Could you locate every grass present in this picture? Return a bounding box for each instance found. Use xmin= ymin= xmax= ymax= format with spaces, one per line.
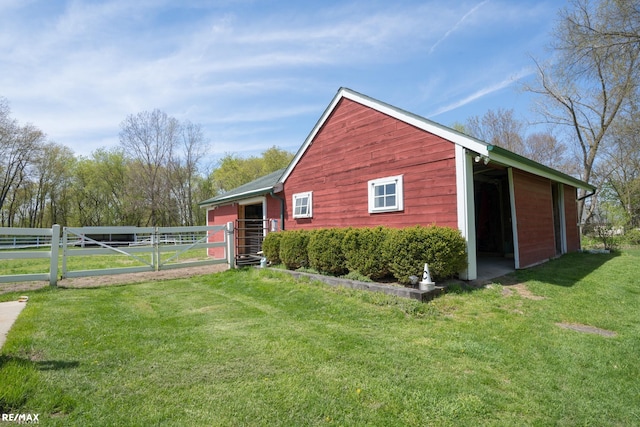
xmin=1 ymin=250 xmax=639 ymax=426
xmin=0 ymin=247 xmax=210 ymax=277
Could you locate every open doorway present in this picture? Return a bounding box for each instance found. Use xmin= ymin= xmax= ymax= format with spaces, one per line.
xmin=473 ymin=162 xmax=515 ymax=278
xmin=236 ymin=202 xmax=266 ymax=265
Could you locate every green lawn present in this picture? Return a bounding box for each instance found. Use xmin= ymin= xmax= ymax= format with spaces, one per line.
xmin=1 ymin=250 xmax=639 ymax=426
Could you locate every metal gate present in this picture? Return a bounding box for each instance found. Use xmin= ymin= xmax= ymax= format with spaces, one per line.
xmin=62 ymin=225 xmax=233 ymax=279
xmin=0 ymin=224 xmax=235 ymax=286
xmin=235 ymin=219 xmax=267 ymax=266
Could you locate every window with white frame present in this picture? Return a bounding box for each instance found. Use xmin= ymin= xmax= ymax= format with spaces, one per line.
xmin=292 ymin=191 xmax=313 ymax=218
xmin=368 ymin=175 xmax=403 ymax=213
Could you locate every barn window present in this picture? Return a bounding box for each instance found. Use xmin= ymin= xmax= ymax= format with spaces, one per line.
xmin=368 ymin=175 xmax=403 ymax=213
xmin=293 ymin=191 xmax=313 ymax=218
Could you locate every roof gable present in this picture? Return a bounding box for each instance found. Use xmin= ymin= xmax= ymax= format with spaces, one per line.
xmin=279 ymin=87 xmax=491 ymax=183
xmin=279 ymin=87 xmax=594 ymax=191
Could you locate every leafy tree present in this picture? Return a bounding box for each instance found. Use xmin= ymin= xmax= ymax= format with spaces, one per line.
xmin=72 ymin=148 xmax=134 ymax=226
xmin=595 ymin=103 xmax=640 ymax=227
xmin=30 ymin=142 xmax=76 ymax=227
xmin=211 ymin=146 xmax=293 ymax=193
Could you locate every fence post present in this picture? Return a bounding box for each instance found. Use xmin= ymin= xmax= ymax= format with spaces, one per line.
xmin=49 ymin=224 xmax=60 ymax=286
xmin=61 ymin=227 xmax=68 ymax=279
xmin=226 ymin=221 xmax=235 ymax=269
xmin=153 ymin=227 xmax=159 ymax=272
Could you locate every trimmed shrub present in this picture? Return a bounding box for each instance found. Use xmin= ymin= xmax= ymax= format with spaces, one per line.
xmin=279 ymin=229 xmax=311 ymax=270
xmin=342 ymin=226 xmax=392 ymax=280
xmin=382 ymin=225 xmax=467 ymax=284
xmin=308 ymin=228 xmax=349 ymax=275
xmin=261 ymin=232 xmax=283 ymax=264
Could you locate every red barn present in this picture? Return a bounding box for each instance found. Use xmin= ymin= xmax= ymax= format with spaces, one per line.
xmin=200 ymin=88 xmax=595 ymax=279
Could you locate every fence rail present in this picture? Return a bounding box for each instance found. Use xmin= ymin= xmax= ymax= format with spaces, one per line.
xmin=0 ymin=225 xmax=60 ymax=285
xmin=0 ymin=224 xmax=235 ymax=286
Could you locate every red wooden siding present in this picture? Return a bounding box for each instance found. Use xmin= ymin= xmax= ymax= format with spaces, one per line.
xmin=512 ymin=170 xmax=556 ymax=268
xmin=282 ymin=98 xmax=458 ymax=230
xmin=563 ymin=184 xmax=580 ymax=252
xmin=207 ymin=204 xmax=236 ymax=258
xmin=265 ymin=196 xmax=282 ymax=228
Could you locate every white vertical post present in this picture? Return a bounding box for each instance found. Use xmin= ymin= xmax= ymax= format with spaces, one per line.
xmin=226 ymin=221 xmax=235 ymax=269
xmin=153 ymin=227 xmax=159 ymax=271
xmin=61 ymin=227 xmax=68 ymax=279
xmin=455 ymin=145 xmax=477 ymax=280
xmin=49 ymin=224 xmax=60 ymax=286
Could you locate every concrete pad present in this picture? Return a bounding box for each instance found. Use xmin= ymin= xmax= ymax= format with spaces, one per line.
xmin=0 ymin=300 xmax=27 ymax=350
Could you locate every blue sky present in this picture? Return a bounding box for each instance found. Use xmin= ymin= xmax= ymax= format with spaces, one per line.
xmin=0 ymin=0 xmax=565 ymax=165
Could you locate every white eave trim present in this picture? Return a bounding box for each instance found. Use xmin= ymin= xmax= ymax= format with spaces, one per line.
xmin=200 ymin=186 xmax=273 ymax=207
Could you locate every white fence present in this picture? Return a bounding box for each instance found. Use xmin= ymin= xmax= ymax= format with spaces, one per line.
xmin=0 ymin=223 xmax=235 ymax=286
xmin=0 ymin=225 xmax=61 ymax=285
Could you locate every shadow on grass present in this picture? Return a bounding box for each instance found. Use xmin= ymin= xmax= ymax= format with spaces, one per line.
xmin=508 ymin=251 xmax=621 ymax=288
xmin=0 ymin=355 xmax=80 ymax=371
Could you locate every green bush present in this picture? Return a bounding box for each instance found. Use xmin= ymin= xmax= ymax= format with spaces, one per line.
xmin=623 ymin=228 xmax=640 ymax=246
xmin=279 ymin=230 xmax=311 ymax=270
xmin=277 ymin=225 xmax=468 ymax=286
xmin=382 ymin=225 xmax=467 ymax=284
xmin=261 ymin=232 xmax=283 ymax=264
xmin=308 ymin=228 xmax=349 ymax=275
xmin=342 ymin=226 xmax=392 ymax=280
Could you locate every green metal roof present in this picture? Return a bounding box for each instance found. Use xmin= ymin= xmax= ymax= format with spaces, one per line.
xmin=487 ymin=145 xmax=596 ymax=191
xmin=199 ymin=168 xmax=285 ymax=207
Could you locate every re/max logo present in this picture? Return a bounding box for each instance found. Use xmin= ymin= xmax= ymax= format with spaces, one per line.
xmin=1 ymin=413 xmax=39 ymax=423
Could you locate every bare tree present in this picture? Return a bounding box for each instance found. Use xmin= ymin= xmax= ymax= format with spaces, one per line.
xmin=525 ymin=0 xmax=640 ymax=223
xmin=463 ymin=109 xmax=569 ymax=170
xmin=119 ymin=109 xmax=179 ymax=226
xmin=0 ymin=98 xmax=46 ymax=224
xmin=563 ymin=0 xmax=639 ymax=59
xmin=465 ymin=108 xmax=526 ymax=155
xmin=169 ymin=121 xmax=208 ymax=226
xmin=523 ymin=132 xmax=569 ymax=172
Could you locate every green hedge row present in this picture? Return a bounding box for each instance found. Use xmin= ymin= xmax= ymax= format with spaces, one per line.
xmin=262 ymin=225 xmax=468 ymax=285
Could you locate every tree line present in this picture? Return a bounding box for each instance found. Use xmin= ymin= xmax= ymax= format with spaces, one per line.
xmin=0 ymin=102 xmax=293 ymax=228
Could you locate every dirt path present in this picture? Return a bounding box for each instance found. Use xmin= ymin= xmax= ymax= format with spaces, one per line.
xmin=0 ymin=264 xmax=229 ymax=294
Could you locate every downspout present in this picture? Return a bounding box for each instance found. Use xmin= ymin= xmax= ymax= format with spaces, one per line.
xmin=578 ymin=189 xmax=596 ymax=201
xmin=577 ymin=188 xmax=596 ymax=238
xmin=269 ymin=188 xmax=286 ymax=231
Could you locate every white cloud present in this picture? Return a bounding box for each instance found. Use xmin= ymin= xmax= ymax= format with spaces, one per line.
xmin=428 ymin=67 xmax=536 ymax=118
xmin=0 ymin=0 xmax=560 ymax=158
xmin=429 ymin=0 xmax=489 ymax=54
